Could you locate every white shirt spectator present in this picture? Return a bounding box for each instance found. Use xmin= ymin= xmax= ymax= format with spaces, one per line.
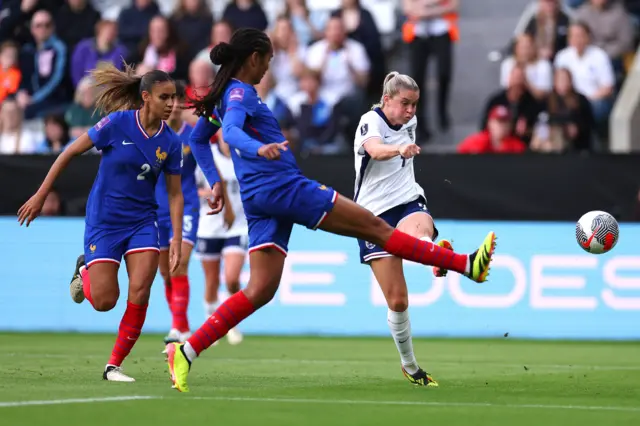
xmin=305 ymin=38 xmax=370 ymax=105
xmin=500 ymin=57 xmax=553 ymax=93
xmin=0 ymin=130 xmax=41 ymax=154
xmin=554 ymin=45 xmax=614 ymax=99
xmin=271 ymin=46 xmax=306 ymax=101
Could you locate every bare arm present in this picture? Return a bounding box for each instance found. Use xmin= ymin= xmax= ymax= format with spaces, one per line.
xmin=363 ymin=138 xmax=420 ymax=161
xmin=34 ymin=133 xmax=94 ymax=198
xmin=17 ymin=133 xmax=94 ymax=225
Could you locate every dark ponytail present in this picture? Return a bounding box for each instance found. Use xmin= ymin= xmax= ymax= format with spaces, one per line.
xmin=190 ymin=28 xmax=272 ymax=117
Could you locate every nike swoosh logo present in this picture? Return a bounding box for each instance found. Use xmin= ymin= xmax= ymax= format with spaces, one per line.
xmin=581 ymin=225 xmax=600 ymax=249
xmin=398 ymin=338 xmax=409 ymax=344
xmin=122 ymin=141 xmax=135 ymax=145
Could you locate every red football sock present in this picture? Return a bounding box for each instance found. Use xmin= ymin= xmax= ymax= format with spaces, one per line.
xmin=164 ymin=280 xmax=172 ymax=309
xmin=187 ymin=290 xmax=255 ymax=356
xmin=107 ymin=301 xmax=148 ymax=366
xmin=383 ymin=229 xmax=468 ymax=274
xmin=81 ymin=267 xmax=95 ymax=308
xmin=170 ymin=275 xmax=190 ymax=332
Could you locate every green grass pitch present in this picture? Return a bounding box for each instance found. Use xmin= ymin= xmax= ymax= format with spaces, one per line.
xmin=0 ymin=333 xmax=639 ymax=426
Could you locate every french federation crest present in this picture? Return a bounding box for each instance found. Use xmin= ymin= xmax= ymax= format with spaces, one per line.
xmin=360 ymin=123 xmax=368 ymax=136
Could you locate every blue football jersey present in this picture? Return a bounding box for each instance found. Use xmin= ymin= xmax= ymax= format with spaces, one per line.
xmin=217 ymin=79 xmax=301 ymax=199
xmin=155 ymin=122 xmax=198 ymax=225
xmin=86 ymin=110 xmax=183 ymax=229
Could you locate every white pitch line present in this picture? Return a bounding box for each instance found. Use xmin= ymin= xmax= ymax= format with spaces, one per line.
xmin=186 ymin=396 xmax=640 ymax=413
xmin=0 ymin=396 xmax=157 ymax=408
xmin=1 ymin=395 xmax=638 ymax=413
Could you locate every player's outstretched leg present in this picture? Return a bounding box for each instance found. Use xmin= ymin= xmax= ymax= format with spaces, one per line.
xmin=321 ymin=195 xmax=496 ymax=283
xmin=167 ymin=248 xmax=284 ymax=392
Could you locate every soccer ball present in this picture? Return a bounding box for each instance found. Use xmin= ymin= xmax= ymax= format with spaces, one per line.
xmin=575 ymin=211 xmax=619 ymax=254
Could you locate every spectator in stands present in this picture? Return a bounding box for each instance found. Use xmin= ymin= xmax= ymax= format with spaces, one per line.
xmin=305 ymin=15 xmax=370 ymax=138
xmin=458 ymin=105 xmax=527 ymax=154
xmin=195 ymin=19 xmax=233 ymax=73
xmin=185 ymin=58 xmax=214 ymax=124
xmin=517 ymin=0 xmax=572 ymax=60
xmin=554 ymin=22 xmax=615 ymax=125
xmin=270 ymin=16 xmax=305 ymax=105
xmin=481 ymin=65 xmax=542 ymax=144
xmin=17 ymin=9 xmax=68 ymax=119
xmin=70 ymin=20 xmax=127 ymax=88
xmin=331 ymin=0 xmax=385 ymax=102
xmin=402 ymin=0 xmax=458 ymax=139
xmin=171 ymin=0 xmax=214 ymax=63
xmin=284 ymin=0 xmax=326 ymax=47
xmin=0 ymin=97 xmax=42 ymax=153
xmin=136 ymin=15 xmax=189 ymax=80
xmin=255 ymin=67 xmax=290 ymax=124
xmin=223 ymin=0 xmax=268 ymax=32
xmin=65 ymin=76 xmax=99 ymax=139
xmin=117 ymin=0 xmax=160 ymax=56
xmin=35 ymin=113 xmax=71 ymax=153
xmin=530 ymin=67 xmax=594 ymax=152
xmin=55 ymin=0 xmax=100 ymax=52
xmin=575 ymin=0 xmax=634 ymax=74
xmin=283 ymin=67 xmax=343 ymax=155
xmin=500 ymin=33 xmax=553 ymax=100
xmin=0 ymin=0 xmax=57 ymax=45
xmin=0 ymin=41 xmax=22 ymax=103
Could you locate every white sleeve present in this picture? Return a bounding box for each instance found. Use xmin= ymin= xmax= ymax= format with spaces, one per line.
xmin=354 ymin=115 xmax=383 ymax=156
xmin=554 ymin=49 xmax=568 ymax=69
xmin=595 ymin=49 xmax=615 ymax=88
xmin=305 ymin=42 xmax=324 ymax=70
xmin=537 ymin=60 xmax=553 ymax=92
xmin=499 ymin=57 xmax=513 ymax=88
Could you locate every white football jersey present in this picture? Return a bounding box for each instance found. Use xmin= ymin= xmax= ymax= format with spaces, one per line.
xmin=353 ymin=110 xmax=425 ymax=216
xmin=196 ymin=145 xmax=248 ymax=239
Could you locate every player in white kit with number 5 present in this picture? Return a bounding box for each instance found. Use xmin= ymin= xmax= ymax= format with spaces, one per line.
xmin=354 ymin=71 xmax=453 ymax=387
xmin=195 ymin=137 xmax=247 ymax=345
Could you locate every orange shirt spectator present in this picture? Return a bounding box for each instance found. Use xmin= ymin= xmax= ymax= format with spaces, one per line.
xmin=0 ymin=41 xmax=21 ymax=103
xmin=458 ymin=106 xmax=527 ymax=154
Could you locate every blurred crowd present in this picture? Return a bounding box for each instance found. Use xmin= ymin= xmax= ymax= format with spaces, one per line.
xmin=459 ymin=0 xmax=639 ymax=154
xmin=0 ymin=0 xmax=638 ymax=157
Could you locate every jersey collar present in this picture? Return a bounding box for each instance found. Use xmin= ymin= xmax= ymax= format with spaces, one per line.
xmin=374 ymin=107 xmax=403 ymax=131
xmin=135 ymin=110 xmax=165 ymax=139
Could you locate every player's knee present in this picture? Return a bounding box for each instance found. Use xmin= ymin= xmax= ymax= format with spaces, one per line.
xmin=171 ymin=261 xmax=189 ymax=277
xmin=94 ymin=295 xmax=118 ymax=312
xmin=387 ymin=295 xmax=408 ymax=313
xmin=129 ymin=284 xmax=152 ymax=305
xmin=225 ymin=276 xmax=241 ymax=294
xmin=244 ymin=279 xmax=278 ymax=308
